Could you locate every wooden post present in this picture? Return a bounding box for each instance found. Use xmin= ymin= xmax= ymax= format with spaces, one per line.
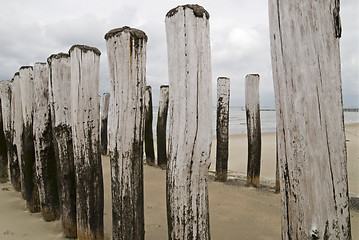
xmin=144 ymin=86 xmax=155 ymax=166
xmin=48 ymin=53 xmax=77 ymax=237
xmin=215 ymin=77 xmax=230 ymax=182
xmin=10 ymin=73 xmax=22 ymax=192
xmin=245 ymin=74 xmax=261 ymax=187
xmin=33 ymin=62 xmax=60 ymax=221
xmin=105 ymin=26 xmax=147 ymax=240
xmin=69 ymin=45 xmax=104 ymax=240
xmin=275 ymin=131 xmax=280 ymax=193
xmin=156 ymin=85 xmax=169 ymax=169
xmin=166 ymin=5 xmax=212 ymax=239
xmin=0 ymin=97 xmax=8 ymax=183
xmin=100 ymin=93 xmax=110 ymax=155
xmin=1 ymin=81 xmax=20 ymax=190
xmin=269 ymin=0 xmax=351 ymax=238
xmin=19 ymin=66 xmax=40 ymax=213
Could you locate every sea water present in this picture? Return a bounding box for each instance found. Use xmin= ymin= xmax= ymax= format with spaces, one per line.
xmin=151 ymin=106 xmax=359 ymax=136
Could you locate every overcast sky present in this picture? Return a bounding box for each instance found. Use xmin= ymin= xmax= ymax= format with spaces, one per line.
xmin=0 ymin=0 xmax=358 ymax=107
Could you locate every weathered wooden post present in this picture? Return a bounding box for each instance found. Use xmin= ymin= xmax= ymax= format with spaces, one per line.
xmin=69 ymin=45 xmax=104 ymax=240
xmin=33 ymin=62 xmax=60 ymax=221
xmin=245 ymin=74 xmax=261 ymax=187
xmin=144 ymin=86 xmax=155 ymax=166
xmin=10 ymin=73 xmax=22 ymax=192
xmin=156 ymin=85 xmax=169 ymax=169
xmin=19 ymin=66 xmax=40 ymax=213
xmin=216 ymin=77 xmax=230 ymax=182
xmin=269 ymin=0 xmax=351 ymax=238
xmin=100 ymin=93 xmax=110 ymax=155
xmin=0 ymin=98 xmax=8 ymax=183
xmin=48 ymin=53 xmax=77 ymax=237
xmin=275 ymin=132 xmax=280 ymax=193
xmin=166 ymin=5 xmax=212 ymax=239
xmin=105 ymin=26 xmax=147 ymax=240
xmin=1 ymin=81 xmax=20 ymax=190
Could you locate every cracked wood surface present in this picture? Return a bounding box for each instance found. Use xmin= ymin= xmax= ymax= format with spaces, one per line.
xmin=268 ymin=0 xmax=351 ymax=239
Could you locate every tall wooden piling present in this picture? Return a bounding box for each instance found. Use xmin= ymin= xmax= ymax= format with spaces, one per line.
xmin=245 ymin=74 xmax=261 ymax=187
xmin=100 ymin=93 xmax=110 ymax=155
xmin=0 ymin=98 xmax=8 ymax=183
xmin=166 ymin=5 xmax=212 ymax=239
xmin=216 ymin=77 xmax=230 ymax=182
xmin=105 ymin=26 xmax=147 ymax=240
xmin=69 ymin=45 xmax=104 ymax=240
xmin=156 ymin=85 xmax=169 ymax=168
xmin=33 ymin=62 xmax=60 ymax=221
xmin=144 ymin=86 xmax=155 ymax=166
xmin=19 ymin=66 xmax=40 ymax=213
xmin=0 ymin=81 xmax=12 ymax=183
xmin=269 ymin=0 xmax=351 ymax=238
xmin=48 ymin=53 xmax=77 ymax=237
xmin=10 ymin=73 xmax=22 ymax=192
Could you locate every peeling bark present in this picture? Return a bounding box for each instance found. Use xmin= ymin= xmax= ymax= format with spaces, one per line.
xmin=165 ymin=5 xmax=212 ymax=239
xmin=100 ymin=93 xmax=110 ymax=155
xmin=69 ymin=45 xmax=104 ymax=240
xmin=33 ymin=62 xmax=60 ymax=221
xmin=156 ymin=85 xmax=169 ymax=169
xmin=145 ymin=86 xmax=155 ymax=166
xmin=48 ymin=53 xmax=77 ymax=237
xmin=19 ymin=66 xmax=40 ymax=213
xmin=245 ymin=74 xmax=261 ymax=187
xmin=268 ymin=0 xmax=351 ymax=238
xmin=105 ymin=26 xmax=147 ymax=240
xmin=216 ymin=77 xmax=230 ymax=182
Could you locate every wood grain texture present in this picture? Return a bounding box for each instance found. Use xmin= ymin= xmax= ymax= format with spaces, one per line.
xmin=245 ymin=74 xmax=261 ymax=187
xmin=48 ymin=53 xmax=77 ymax=238
xmin=69 ymin=45 xmax=104 ymax=240
xmin=156 ymin=85 xmax=169 ymax=168
xmin=100 ymin=93 xmax=110 ymax=155
xmin=165 ymin=5 xmax=212 ymax=239
xmin=19 ymin=66 xmax=40 ymax=213
xmin=10 ymin=73 xmax=22 ymax=192
xmin=33 ymin=62 xmax=60 ymax=221
xmin=105 ymin=26 xmax=147 ymax=240
xmin=268 ymin=0 xmax=351 ymax=238
xmin=216 ymin=77 xmax=230 ymax=182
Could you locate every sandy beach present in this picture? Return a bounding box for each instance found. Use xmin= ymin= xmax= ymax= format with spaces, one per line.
xmin=0 ymin=124 xmax=358 ymax=239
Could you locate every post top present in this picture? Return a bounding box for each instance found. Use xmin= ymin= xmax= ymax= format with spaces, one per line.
xmin=218 ymin=77 xmax=230 ymax=81
xmin=104 ymin=26 xmax=148 ymax=42
xmin=246 ymin=74 xmax=260 ymax=78
xmin=47 ymin=52 xmax=70 ymax=63
xmin=166 ymin=4 xmax=209 ymax=19
xmin=160 ymin=85 xmax=169 ymax=88
xmin=14 ymin=72 xmax=20 ymax=77
xmin=19 ymin=66 xmax=33 ymax=70
xmin=146 ymin=86 xmax=152 ymax=90
xmin=69 ymin=44 xmax=101 ymax=56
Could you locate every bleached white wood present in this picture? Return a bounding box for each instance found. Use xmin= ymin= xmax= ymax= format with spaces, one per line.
xmin=156 ymin=85 xmax=169 ymax=168
xmin=33 ymin=62 xmax=60 ymax=221
xmin=47 ymin=52 xmax=77 ymax=238
xmin=216 ymin=77 xmax=230 ymax=182
xmin=268 ymin=0 xmax=351 ymax=238
xmin=19 ymin=66 xmax=40 ymax=213
xmin=105 ymin=26 xmax=147 ymax=240
xmin=245 ymin=74 xmax=261 ymax=187
xmin=0 ymin=81 xmax=12 ymax=183
xmin=69 ymin=45 xmax=103 ymax=240
xmin=11 ymin=73 xmax=23 ymax=192
xmin=165 ymin=4 xmax=212 ymax=239
xmin=100 ymin=92 xmax=110 ymax=155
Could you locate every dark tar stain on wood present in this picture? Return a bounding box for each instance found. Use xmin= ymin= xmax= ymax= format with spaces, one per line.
xmin=69 ymin=45 xmax=101 ymax=56
xmin=166 ymin=4 xmax=210 ymax=19
xmin=104 ymin=26 xmax=148 ymax=42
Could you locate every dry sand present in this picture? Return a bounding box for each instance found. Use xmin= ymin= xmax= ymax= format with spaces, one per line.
xmin=0 ymin=124 xmax=358 ymax=239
